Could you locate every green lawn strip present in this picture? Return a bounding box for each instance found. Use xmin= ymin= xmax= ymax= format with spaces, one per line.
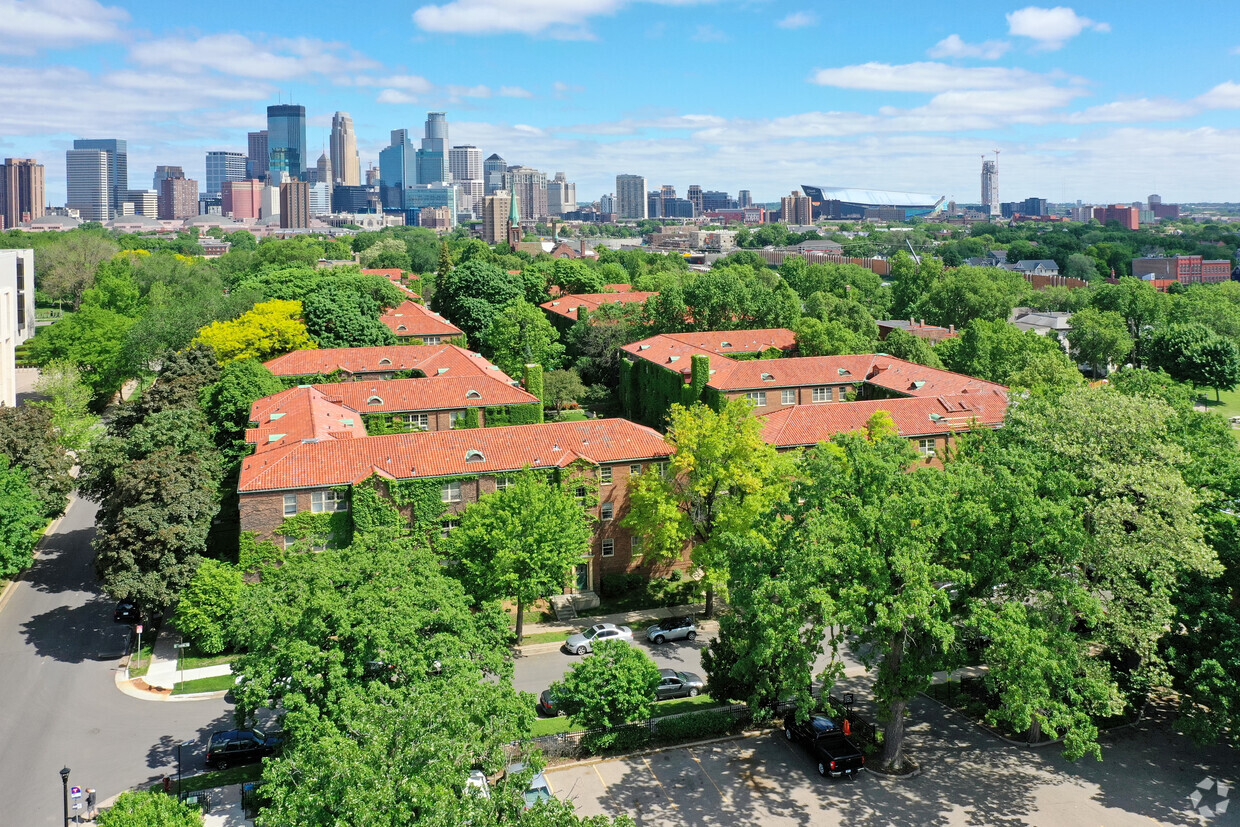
xmin=520 ymin=630 xmax=571 ymax=646
xmin=179 ymin=651 xmax=237 ymax=670
xmin=1196 ymin=389 xmax=1240 ymax=443
xmin=128 ymin=628 xmax=160 ymax=679
xmin=173 ymin=674 xmax=236 ymax=695
xmin=530 ymin=695 xmax=723 ymax=737
xmin=555 ymin=410 xmax=588 ymax=422
xmin=151 ymin=763 xmax=263 ymax=795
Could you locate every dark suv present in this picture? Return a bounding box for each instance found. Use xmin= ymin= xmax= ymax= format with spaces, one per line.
xmin=205 ymin=728 xmax=282 ymax=769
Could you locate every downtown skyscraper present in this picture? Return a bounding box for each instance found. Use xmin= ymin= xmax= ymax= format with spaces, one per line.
xmin=267 ymin=104 xmax=307 ymax=181
xmin=0 ymin=159 xmax=44 ymax=229
xmin=65 ymin=148 xmax=110 ymax=222
xmin=417 ymin=111 xmax=448 ymax=185
xmin=330 ymin=112 xmax=361 ymax=186
xmin=71 ymin=138 xmax=127 ymax=218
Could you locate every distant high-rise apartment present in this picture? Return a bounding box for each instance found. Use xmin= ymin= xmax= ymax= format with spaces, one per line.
xmin=159 ymin=175 xmax=198 ymax=220
xmin=483 ymin=153 xmax=506 ymax=195
xmin=379 ymin=129 xmax=417 ymax=210
xmin=73 ymin=139 xmax=127 ymax=217
xmin=702 ymin=190 xmax=735 ymax=212
xmin=548 ymin=172 xmax=576 ymax=217
xmin=0 ymin=159 xmax=45 ymax=229
xmin=153 ymin=165 xmax=182 ymax=191
xmin=687 ymin=184 xmax=703 ymax=216
xmin=616 ymin=174 xmax=648 ymax=220
xmin=449 ymin=145 xmax=482 ymax=183
xmin=65 ymin=149 xmax=110 ymax=222
xmin=981 ymin=158 xmax=999 ymax=216
xmin=647 ymin=191 xmax=663 ymax=219
xmin=267 ymin=104 xmax=307 ymax=181
xmin=222 ymin=180 xmax=262 ymax=220
xmin=780 ymin=191 xmax=812 ymax=225
xmin=280 ymin=180 xmax=310 ymax=228
xmin=330 ymin=112 xmax=361 ymax=186
xmin=502 ymin=166 xmax=548 ymax=222
xmin=308 ymin=182 xmax=332 ymax=216
xmin=738 ymin=190 xmax=753 ymax=208
xmin=599 ymin=193 xmax=617 ymax=215
xmin=126 ymin=190 xmax=158 ymax=218
xmin=247 ymin=130 xmax=269 ymax=180
xmin=482 ymin=192 xmax=512 ymax=244
xmin=205 ymin=151 xmax=246 ymax=198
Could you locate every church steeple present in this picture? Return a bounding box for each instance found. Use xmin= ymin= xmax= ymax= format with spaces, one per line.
xmin=507 ymin=191 xmax=522 ymax=247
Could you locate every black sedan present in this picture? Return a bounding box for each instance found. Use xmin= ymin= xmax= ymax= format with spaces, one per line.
xmin=205 ymin=728 xmax=283 ymax=769
xmin=113 ymin=601 xmax=140 ymax=625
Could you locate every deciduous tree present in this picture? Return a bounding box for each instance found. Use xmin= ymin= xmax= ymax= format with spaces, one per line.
xmin=552 ymin=639 xmax=661 ymax=734
xmin=192 ymin=299 xmax=316 ymax=364
xmin=1066 ymin=306 xmax=1133 ymax=376
xmin=0 ymin=455 xmax=47 ymax=579
xmin=480 ymin=299 xmax=566 ymax=377
xmin=432 ymin=259 xmax=524 ymax=343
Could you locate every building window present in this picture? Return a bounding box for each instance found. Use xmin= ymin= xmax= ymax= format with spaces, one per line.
xmin=465 ymin=450 xmax=485 ymax=463
xmin=658 ymin=461 xmax=669 ymax=477
xmin=440 ymin=519 xmax=460 ymax=538
xmin=746 ymin=391 xmax=767 ymax=407
xmin=781 ymin=390 xmax=796 ymax=405
xmin=424 ymin=336 xmax=440 ymax=345
xmin=918 ymin=438 xmax=936 ymax=457
xmin=812 ymin=387 xmax=831 ymax=403
xmin=311 ymin=489 xmax=347 ymax=513
xmin=600 ymin=466 xmax=613 ymax=485
xmin=629 ymin=463 xmax=641 ymax=476
xmin=601 ymin=538 xmax=615 ymax=557
xmin=367 ymin=396 xmax=384 ymax=406
xmin=601 ymin=503 xmax=614 ymax=521
xmin=449 ymin=410 xmax=466 ymax=427
xmin=441 ymin=481 xmax=462 ymax=503
xmin=574 ymin=485 xmax=586 ymax=500
xmin=404 ymin=413 xmax=429 ymax=430
xmin=495 ymin=475 xmax=513 ymax=491
xmin=466 ymin=390 xmax=481 ymax=399
xmin=283 ymin=493 xmax=297 ymax=517
xmin=280 ymin=535 xmax=294 ymax=550
xmin=631 ymin=536 xmax=642 ymax=555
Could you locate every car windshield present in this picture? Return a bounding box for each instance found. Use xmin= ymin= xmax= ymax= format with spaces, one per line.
xmin=583 ymin=627 xmax=601 ymax=639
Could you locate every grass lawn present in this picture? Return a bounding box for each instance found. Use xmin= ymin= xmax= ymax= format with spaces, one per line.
xmin=173 ymin=674 xmax=235 ymax=695
xmin=529 ymin=695 xmax=723 ymax=738
xmin=151 ymin=763 xmax=262 ymax=795
xmin=1196 ymin=388 xmax=1240 ymax=442
xmin=521 ymin=630 xmax=570 ymax=646
xmin=179 ymin=651 xmax=237 ymax=670
xmin=128 ymin=628 xmax=160 ymax=679
xmin=554 ymin=410 xmax=588 ymax=422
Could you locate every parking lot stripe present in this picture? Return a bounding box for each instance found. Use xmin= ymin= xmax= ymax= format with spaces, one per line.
xmin=592 ymin=764 xmax=609 ymax=792
xmin=641 ymin=756 xmax=678 ymax=809
xmin=688 ymin=749 xmax=725 ymax=798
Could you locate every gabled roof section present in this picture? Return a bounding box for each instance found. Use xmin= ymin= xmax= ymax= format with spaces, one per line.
xmin=263 ymin=344 xmax=511 ymax=382
xmin=621 ymin=329 xmax=798 ymax=379
xmin=238 ymin=419 xmax=673 ymax=493
xmin=759 ymin=392 xmax=1008 ymax=448
xmin=379 ymin=300 xmax=464 ymax=338
xmin=540 ymin=291 xmax=657 ymax=321
xmin=245 ymin=387 xmax=369 ymax=453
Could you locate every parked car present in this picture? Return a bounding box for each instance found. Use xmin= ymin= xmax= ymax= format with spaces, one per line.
xmin=563 ymin=623 xmax=633 ymax=655
xmin=655 ymin=669 xmax=705 ymax=701
xmin=205 ymin=728 xmax=283 ymax=769
xmin=646 ymin=616 xmax=698 ymax=645
xmin=537 ymin=689 xmax=562 ymax=717
xmin=782 ymin=713 xmax=865 ymax=778
xmin=505 ymin=762 xmax=552 ymax=809
xmin=113 ymin=600 xmax=140 ymax=625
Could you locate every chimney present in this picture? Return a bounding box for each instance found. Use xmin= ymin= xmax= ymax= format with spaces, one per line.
xmin=949 ymin=324 xmax=955 ymax=334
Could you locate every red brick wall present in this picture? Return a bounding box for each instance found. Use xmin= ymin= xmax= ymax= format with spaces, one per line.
xmin=723 ymin=385 xmax=852 ymax=416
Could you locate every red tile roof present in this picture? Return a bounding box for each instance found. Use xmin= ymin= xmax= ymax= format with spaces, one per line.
xmin=263 ymin=344 xmax=510 ymax=381
xmin=621 ymin=329 xmax=799 ymax=378
xmin=238 ymin=419 xmax=673 ymax=493
xmin=361 ymin=268 xmax=419 ymax=280
xmin=759 ymin=392 xmax=1008 ymax=448
xmin=380 ymin=300 xmax=464 ymax=338
xmin=540 ymin=291 xmax=657 ymax=321
xmin=245 ymin=387 xmax=369 ymax=454
xmin=711 ymin=355 xmax=1006 ymax=397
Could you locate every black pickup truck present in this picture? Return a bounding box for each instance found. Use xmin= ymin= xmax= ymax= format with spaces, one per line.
xmin=783 ymin=713 xmax=866 ymax=778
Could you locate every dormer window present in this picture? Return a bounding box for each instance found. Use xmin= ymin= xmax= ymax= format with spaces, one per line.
xmin=466 ymin=390 xmax=481 ymax=399
xmin=837 ymin=368 xmax=851 ymax=376
xmin=397 ymin=325 xmax=408 ymax=331
xmin=720 ymin=341 xmax=731 ymax=348
xmin=761 ymin=372 xmax=774 ymax=381
xmin=465 ymin=450 xmax=485 ymax=463
xmin=367 ymin=396 xmax=384 ymax=405
xmin=379 ymin=358 xmax=392 ymax=366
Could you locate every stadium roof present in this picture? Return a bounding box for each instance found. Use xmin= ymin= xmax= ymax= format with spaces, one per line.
xmin=801 ymin=186 xmax=943 ymax=208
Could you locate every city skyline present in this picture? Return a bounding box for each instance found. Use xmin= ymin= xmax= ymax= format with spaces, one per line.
xmin=2 ymin=1 xmax=1239 ymax=207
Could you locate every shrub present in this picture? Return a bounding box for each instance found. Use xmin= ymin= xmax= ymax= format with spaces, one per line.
xmin=654 ymin=709 xmax=740 ymax=743
xmin=583 ymin=726 xmax=651 ymax=755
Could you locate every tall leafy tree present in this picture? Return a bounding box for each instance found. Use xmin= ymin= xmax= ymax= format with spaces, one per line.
xmin=910 ymin=265 xmax=1028 ymax=330
xmin=432 ymin=259 xmax=524 ymax=343
xmin=302 ymin=281 xmax=397 ymax=348
xmin=446 ymin=471 xmax=593 ymax=642
xmin=877 ymin=328 xmax=944 ymax=369
xmin=36 ymin=232 xmax=119 ymax=310
xmin=192 ymin=299 xmax=316 ymax=364
xmin=201 ymin=358 xmax=285 ymax=461
xmin=623 ymin=400 xmax=793 ymax=616
xmin=1090 ymin=277 xmax=1171 ymax=367
xmin=0 ymin=455 xmax=47 ymax=579
xmin=0 ymin=405 xmax=74 ymax=518
xmin=552 ymin=640 xmax=662 ymax=734
xmin=480 ymin=299 xmax=566 ymax=378
xmin=26 ymin=306 xmax=136 ymax=402
xmin=32 ymin=360 xmax=99 ymax=453
xmin=1065 ymin=306 xmax=1133 ymax=376
xmin=95 ymin=791 xmax=202 ymax=827
xmin=936 ymin=319 xmax=1077 ymax=385
xmin=1149 ymin=323 xmax=1240 ymax=399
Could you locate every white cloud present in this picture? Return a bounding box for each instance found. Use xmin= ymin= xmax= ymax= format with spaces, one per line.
xmin=776 ymin=12 xmax=816 ymax=29
xmin=553 ymin=81 xmax=585 ymax=98
xmin=0 ymin=0 xmax=128 ymax=55
xmin=927 ymin=34 xmax=1010 ymax=60
xmin=1006 ymin=6 xmax=1109 ymax=50
xmin=448 ymin=84 xmax=492 ymax=98
xmin=413 ymin=0 xmax=623 ymax=38
xmin=377 ymin=89 xmax=420 ymax=105
xmin=129 ymin=33 xmax=379 ymax=81
xmin=499 ymin=86 xmax=534 ymax=98
xmin=808 ymin=61 xmax=1050 ymax=93
xmin=1197 ymin=81 xmax=1240 ymax=109
xmin=692 ymin=24 xmax=728 ymax=42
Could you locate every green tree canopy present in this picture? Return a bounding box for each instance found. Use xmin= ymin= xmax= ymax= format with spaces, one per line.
xmin=201 ymin=358 xmax=285 ymax=462
xmin=432 ymin=259 xmax=525 ymax=343
xmin=552 ymin=639 xmax=662 ymax=733
xmin=192 ymin=299 xmax=316 ymax=364
xmin=173 ymin=559 xmax=241 ymax=655
xmin=27 ymin=305 xmax=136 ymax=402
xmin=95 ymin=791 xmax=203 ymax=827
xmin=910 ymin=265 xmax=1028 ymax=330
xmin=936 ymin=319 xmax=1078 ymax=385
xmin=877 ymin=328 xmax=944 ymax=369
xmin=1065 ymin=306 xmax=1133 ymax=376
xmin=480 ymin=299 xmax=566 ymax=378
xmin=37 ymin=232 xmax=120 ymax=309
xmin=302 ymin=280 xmax=397 ymax=349
xmin=1149 ymin=322 xmax=1240 ymax=397
xmin=0 ymin=405 xmax=74 ymax=518
xmin=0 ymin=455 xmax=47 ymax=579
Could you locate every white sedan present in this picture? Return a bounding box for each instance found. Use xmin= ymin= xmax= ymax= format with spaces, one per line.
xmin=563 ymin=623 xmax=634 ymax=655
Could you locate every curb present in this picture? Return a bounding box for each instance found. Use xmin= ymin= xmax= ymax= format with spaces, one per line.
xmin=114 ymin=670 xmax=230 ymax=703
xmin=867 ymin=763 xmax=923 ymax=781
xmin=0 ymin=501 xmax=73 ymax=617
xmin=919 ymin=691 xmax=1065 ymax=749
xmin=515 ymin=641 xmax=568 ymax=656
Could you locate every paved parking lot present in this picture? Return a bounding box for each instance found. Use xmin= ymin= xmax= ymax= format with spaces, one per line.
xmin=544 ymin=696 xmax=1238 ymax=827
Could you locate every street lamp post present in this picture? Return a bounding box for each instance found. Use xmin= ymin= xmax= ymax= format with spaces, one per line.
xmin=59 ymin=767 xmax=70 ymax=827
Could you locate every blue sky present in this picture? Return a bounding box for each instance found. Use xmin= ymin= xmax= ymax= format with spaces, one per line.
xmin=4 ymin=0 xmax=1239 ymax=206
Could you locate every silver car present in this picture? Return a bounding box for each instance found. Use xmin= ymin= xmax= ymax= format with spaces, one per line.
xmin=563 ymin=623 xmax=633 ymax=655
xmin=645 ymin=616 xmax=698 ymax=645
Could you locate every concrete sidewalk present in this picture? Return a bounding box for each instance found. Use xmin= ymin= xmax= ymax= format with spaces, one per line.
xmin=140 ymin=629 xmax=235 ymax=690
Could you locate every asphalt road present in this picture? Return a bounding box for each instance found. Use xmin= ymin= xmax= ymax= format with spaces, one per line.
xmin=0 ymin=497 xmax=235 ymax=826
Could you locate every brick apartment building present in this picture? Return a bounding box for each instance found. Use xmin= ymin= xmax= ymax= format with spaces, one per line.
xmin=1131 ymin=255 xmax=1232 ymax=285
xmin=876 ymin=319 xmax=958 ymax=344
xmin=264 ymin=344 xmax=512 ymax=383
xmin=379 ymin=300 xmax=464 ymax=343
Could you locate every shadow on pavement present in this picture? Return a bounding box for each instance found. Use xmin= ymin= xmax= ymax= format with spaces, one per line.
xmin=26 ymin=526 xmax=99 ymax=595
xmin=20 ymin=594 xmax=119 ymax=663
